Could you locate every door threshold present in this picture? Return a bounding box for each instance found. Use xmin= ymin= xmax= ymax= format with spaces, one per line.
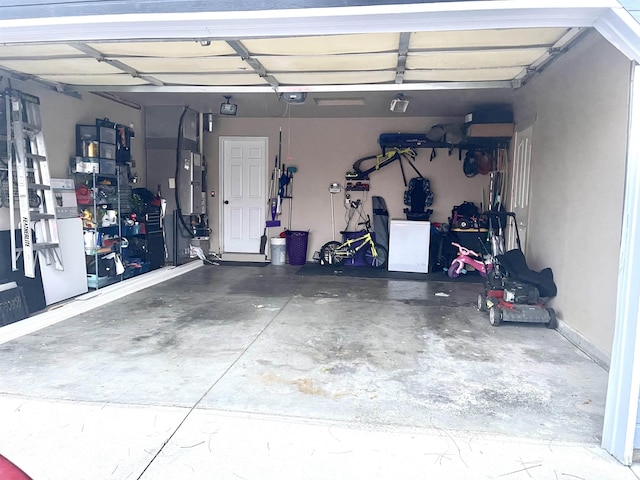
xmin=221 ymin=253 xmax=268 ymax=263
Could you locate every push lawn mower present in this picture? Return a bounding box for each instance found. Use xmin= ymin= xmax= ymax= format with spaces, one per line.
xmin=476 ymin=212 xmax=558 ymax=328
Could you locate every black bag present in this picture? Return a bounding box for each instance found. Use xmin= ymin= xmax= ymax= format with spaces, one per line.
xmin=86 ymin=255 xmax=117 ymax=277
xmin=450 ymin=201 xmax=480 ymax=229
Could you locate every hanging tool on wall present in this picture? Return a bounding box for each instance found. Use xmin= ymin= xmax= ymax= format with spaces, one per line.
xmin=266 ymin=128 xmax=282 ymax=227
xmin=346 ymin=147 xmax=423 ymax=187
xmin=286 ymin=166 xmax=296 ymax=230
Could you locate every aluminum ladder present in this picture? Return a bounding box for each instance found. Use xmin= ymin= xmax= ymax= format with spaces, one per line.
xmin=5 ymin=88 xmax=63 ymax=278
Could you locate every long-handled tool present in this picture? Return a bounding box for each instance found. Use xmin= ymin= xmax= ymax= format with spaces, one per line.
xmin=266 ymin=128 xmax=282 ymax=228
xmin=286 ymin=166 xmax=297 ymax=230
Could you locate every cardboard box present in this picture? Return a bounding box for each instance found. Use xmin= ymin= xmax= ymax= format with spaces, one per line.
xmin=466 ymin=123 xmax=514 ymax=138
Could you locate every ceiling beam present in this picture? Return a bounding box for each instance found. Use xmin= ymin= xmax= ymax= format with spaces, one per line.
xmin=91 ymin=91 xmax=142 ymax=109
xmin=226 ymin=40 xmax=279 ymax=89
xmin=0 ymin=66 xmax=82 ymax=99
xmin=512 ymin=27 xmax=586 ymax=86
xmin=75 ymin=80 xmax=514 ymax=94
xmin=69 ymin=42 xmax=165 ymax=86
xmin=395 ymin=32 xmax=410 ymax=84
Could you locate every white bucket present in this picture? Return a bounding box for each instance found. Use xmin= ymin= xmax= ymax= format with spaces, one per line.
xmin=270 ymin=237 xmax=287 ymax=265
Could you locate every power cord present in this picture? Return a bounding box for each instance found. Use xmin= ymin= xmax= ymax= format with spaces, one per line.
xmin=174 ymin=106 xmax=195 ymax=239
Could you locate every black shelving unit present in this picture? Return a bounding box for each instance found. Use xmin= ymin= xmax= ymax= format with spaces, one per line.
xmin=73 ymin=170 xmax=122 ymax=289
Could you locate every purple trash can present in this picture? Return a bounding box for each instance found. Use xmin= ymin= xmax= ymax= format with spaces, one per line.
xmin=285 ymin=230 xmax=309 ymax=265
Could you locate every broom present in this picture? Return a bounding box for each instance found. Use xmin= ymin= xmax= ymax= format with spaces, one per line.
xmin=260 ymin=227 xmax=267 ymax=254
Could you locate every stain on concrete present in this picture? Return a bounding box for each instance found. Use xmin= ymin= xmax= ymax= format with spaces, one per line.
xmin=294 ymin=378 xmax=325 ymax=395
xmin=325 ymin=364 xmax=357 ymax=375
xmin=522 ymin=347 xmax=571 ymax=365
xmin=474 ymin=387 xmax=551 ymax=413
xmin=260 ymin=372 xmax=328 ymax=396
xmin=444 ymin=341 xmax=496 ymax=362
xmin=130 ymin=331 xmax=180 ymax=351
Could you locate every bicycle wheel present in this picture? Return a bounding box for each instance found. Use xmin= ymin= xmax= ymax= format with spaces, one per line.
xmin=447 ymin=259 xmax=461 ymax=278
xmin=363 ymin=243 xmax=388 ymax=269
xmin=320 ymin=241 xmax=343 ymax=266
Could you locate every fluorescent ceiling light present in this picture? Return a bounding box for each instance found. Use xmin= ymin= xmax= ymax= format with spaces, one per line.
xmin=314 ymin=97 xmax=366 ymax=106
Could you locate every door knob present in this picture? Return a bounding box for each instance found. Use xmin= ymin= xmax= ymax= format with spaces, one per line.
xmin=224 ymin=200 xmax=229 ymax=204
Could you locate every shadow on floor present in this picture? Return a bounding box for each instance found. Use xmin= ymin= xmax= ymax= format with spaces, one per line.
xmin=296 ymin=263 xmax=484 ymax=282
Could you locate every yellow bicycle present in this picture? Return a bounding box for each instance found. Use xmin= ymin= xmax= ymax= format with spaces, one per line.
xmin=320 ymin=218 xmax=388 ymax=269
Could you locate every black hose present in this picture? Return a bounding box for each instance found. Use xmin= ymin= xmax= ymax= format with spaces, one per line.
xmin=174 ymin=106 xmax=195 ymax=238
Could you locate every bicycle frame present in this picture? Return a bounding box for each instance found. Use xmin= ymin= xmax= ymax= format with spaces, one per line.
xmin=319 ymin=214 xmax=388 ymax=269
xmin=334 ymin=232 xmax=378 ymax=259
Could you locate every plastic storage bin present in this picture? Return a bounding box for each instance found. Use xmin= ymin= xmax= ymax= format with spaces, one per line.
xmin=270 ymin=237 xmax=286 ymax=265
xmin=285 ymin=230 xmax=309 ymax=265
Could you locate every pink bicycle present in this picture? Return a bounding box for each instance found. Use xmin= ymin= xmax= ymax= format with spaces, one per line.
xmin=447 ymin=242 xmax=493 ymax=278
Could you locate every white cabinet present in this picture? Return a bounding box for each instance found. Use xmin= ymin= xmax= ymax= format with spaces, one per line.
xmin=40 ymin=218 xmax=88 ymax=304
xmin=388 ymin=220 xmax=430 ymax=273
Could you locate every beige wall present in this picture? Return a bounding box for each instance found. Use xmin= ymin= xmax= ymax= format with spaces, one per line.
xmin=204 ymin=117 xmax=492 ymax=258
xmin=514 ymin=32 xmax=630 ymax=362
xmin=0 ymin=79 xmax=145 ymax=230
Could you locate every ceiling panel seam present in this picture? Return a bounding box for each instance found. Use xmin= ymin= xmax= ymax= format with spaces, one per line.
xmin=69 ymin=42 xmax=163 ymax=86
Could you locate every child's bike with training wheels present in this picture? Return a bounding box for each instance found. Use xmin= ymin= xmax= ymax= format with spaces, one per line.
xmin=319 ymin=218 xmax=388 ymax=269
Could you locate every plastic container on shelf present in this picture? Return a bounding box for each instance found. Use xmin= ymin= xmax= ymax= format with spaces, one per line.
xmin=270 ymin=237 xmax=287 ymax=265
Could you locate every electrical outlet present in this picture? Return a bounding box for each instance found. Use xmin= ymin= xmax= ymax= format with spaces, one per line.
xmin=345 ymin=198 xmax=351 ymax=208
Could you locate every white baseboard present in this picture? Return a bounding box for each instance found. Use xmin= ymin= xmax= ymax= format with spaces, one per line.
xmin=557 ymin=320 xmax=610 ymax=370
xmin=220 ymin=253 xmax=268 ymax=262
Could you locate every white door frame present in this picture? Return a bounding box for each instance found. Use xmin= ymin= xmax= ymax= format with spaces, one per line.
xmin=218 ymin=136 xmax=268 ymax=254
xmin=602 ymin=62 xmax=640 ymax=465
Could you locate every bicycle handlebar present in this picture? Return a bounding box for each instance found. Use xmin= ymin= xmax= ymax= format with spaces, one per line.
xmin=357 ymin=215 xmax=372 ymax=230
xmin=451 ymin=241 xmax=480 ymax=258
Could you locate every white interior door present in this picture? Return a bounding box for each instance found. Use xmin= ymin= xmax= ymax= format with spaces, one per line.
xmin=507 ymin=125 xmax=534 ymax=253
xmin=221 ymin=137 xmax=267 ymax=253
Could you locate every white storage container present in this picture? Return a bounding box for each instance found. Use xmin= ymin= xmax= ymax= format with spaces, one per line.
xmin=388 ymin=220 xmax=430 ymax=273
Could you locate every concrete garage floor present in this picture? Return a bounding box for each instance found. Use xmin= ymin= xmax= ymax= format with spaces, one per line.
xmin=0 ymin=264 xmax=635 ymax=479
